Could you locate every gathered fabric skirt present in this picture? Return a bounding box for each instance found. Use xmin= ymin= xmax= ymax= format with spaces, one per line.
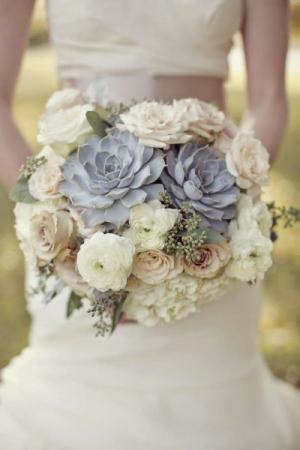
xmin=0 ymin=282 xmax=300 ymax=450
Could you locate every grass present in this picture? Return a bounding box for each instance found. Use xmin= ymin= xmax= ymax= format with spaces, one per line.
xmin=0 ymin=45 xmax=299 ymax=387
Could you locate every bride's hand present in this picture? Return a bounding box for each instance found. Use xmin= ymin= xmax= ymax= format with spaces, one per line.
xmin=119 ymin=314 xmax=136 ymax=325
xmin=0 ymin=0 xmax=35 ymax=189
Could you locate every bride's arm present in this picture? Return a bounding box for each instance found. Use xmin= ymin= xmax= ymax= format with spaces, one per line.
xmin=241 ymin=0 xmax=290 ymax=162
xmin=0 ymin=0 xmax=35 ymax=188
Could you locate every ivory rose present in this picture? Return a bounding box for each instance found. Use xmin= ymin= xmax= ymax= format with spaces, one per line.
xmin=180 ymin=243 xmax=231 ymax=279
xmin=38 ymin=103 xmax=94 ymax=157
xmin=30 ymin=210 xmax=75 ymax=264
xmin=174 ymin=98 xmax=226 ymax=141
xmin=132 ymin=250 xmax=182 ymax=284
xmin=54 ymin=249 xmax=89 ymax=297
xmin=117 ymin=101 xmax=191 ymax=149
xmin=226 ymin=132 xmax=270 ymax=189
xmin=28 ymin=147 xmax=64 ymax=201
xmin=77 ymin=232 xmax=135 ymax=291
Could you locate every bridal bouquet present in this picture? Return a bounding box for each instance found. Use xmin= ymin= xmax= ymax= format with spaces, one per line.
xmin=10 ymin=87 xmax=299 ymax=335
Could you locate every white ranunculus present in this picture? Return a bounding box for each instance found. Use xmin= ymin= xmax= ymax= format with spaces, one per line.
xmin=132 ymin=250 xmax=182 ymax=284
xmin=124 ymin=273 xmax=201 ymax=326
xmin=117 ymin=101 xmax=191 ymax=149
xmin=226 ymin=132 xmax=270 ymax=189
xmin=45 ymin=88 xmax=85 ymax=113
xmin=77 ymin=232 xmax=135 ymax=292
xmin=37 ymin=103 xmax=94 ymax=157
xmin=28 ymin=147 xmax=65 ymax=201
xmin=174 ymin=98 xmax=226 ymax=141
xmin=123 ymin=200 xmax=178 ymax=251
xmin=30 ymin=210 xmax=75 ymax=264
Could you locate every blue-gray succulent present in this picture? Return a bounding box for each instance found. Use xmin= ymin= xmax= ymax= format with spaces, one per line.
xmin=60 ymin=130 xmax=165 ymax=227
xmin=160 ymin=143 xmax=240 ymax=232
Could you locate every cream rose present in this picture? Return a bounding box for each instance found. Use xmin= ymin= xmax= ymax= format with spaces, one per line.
xmin=117 ymin=101 xmax=191 ymax=149
xmin=132 ymin=250 xmax=182 ymax=284
xmin=226 ymin=132 xmax=270 ymax=189
xmin=123 ymin=200 xmax=178 ymax=251
xmin=180 ymin=243 xmax=231 ymax=279
xmin=54 ymin=249 xmax=89 ymax=297
xmin=38 ymin=103 xmax=94 ymax=157
xmin=174 ymin=98 xmax=226 ymax=141
xmin=30 ymin=210 xmax=75 ymax=264
xmin=77 ymin=232 xmax=135 ymax=291
xmin=28 ymin=147 xmax=64 ymax=201
xmin=213 ymin=119 xmax=238 ymax=154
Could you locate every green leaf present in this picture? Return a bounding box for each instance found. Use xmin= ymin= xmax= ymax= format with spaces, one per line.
xmin=86 ymin=111 xmax=107 ymax=137
xmin=111 ymin=297 xmax=126 ymax=333
xmin=97 ymin=105 xmax=112 ymax=124
xmin=66 ymin=292 xmax=83 ymax=318
xmin=9 ymin=179 xmax=37 ymax=204
xmin=205 ymin=229 xmax=226 ymax=244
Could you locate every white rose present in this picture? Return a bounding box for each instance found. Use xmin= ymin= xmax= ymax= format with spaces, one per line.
xmin=123 ymin=200 xmax=178 ymax=251
xmin=117 ymin=101 xmax=191 ymax=149
xmin=30 ymin=210 xmax=75 ymax=264
xmin=38 ymin=103 xmax=94 ymax=157
xmin=28 ymin=147 xmax=64 ymax=201
xmin=132 ymin=250 xmax=182 ymax=284
xmin=77 ymin=232 xmax=134 ymax=291
xmin=45 ymin=88 xmax=85 ymax=113
xmin=174 ymin=98 xmax=226 ymax=140
xmin=226 ymin=132 xmax=270 ymax=189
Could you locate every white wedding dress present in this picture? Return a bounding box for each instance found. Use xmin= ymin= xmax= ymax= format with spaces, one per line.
xmin=1 ymin=1 xmax=300 ymax=449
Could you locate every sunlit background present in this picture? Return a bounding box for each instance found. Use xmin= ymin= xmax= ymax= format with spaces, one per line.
xmin=0 ymin=1 xmax=299 ymax=387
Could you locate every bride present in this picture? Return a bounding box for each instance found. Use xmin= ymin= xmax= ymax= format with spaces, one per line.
xmin=0 ymin=1 xmax=299 ymax=449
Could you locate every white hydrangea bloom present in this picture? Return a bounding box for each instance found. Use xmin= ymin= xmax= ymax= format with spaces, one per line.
xmin=124 ymin=273 xmax=201 ymax=326
xmin=226 ymin=195 xmax=273 ymax=282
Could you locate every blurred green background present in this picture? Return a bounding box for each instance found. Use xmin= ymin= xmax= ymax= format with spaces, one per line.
xmin=0 ymin=1 xmax=300 ymax=387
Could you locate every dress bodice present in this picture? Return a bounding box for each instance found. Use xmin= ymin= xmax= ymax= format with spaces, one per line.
xmin=47 ymin=0 xmax=243 ymax=81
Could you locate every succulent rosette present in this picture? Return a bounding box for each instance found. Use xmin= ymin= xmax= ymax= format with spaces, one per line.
xmin=11 ymin=89 xmax=293 ymax=337
xmin=60 ymin=129 xmax=165 ymax=227
xmin=160 ymin=143 xmax=240 ymax=232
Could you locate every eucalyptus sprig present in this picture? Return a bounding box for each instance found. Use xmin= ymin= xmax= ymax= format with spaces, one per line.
xmin=87 ymin=289 xmax=128 ymax=336
xmin=267 ymin=201 xmax=300 ymax=228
